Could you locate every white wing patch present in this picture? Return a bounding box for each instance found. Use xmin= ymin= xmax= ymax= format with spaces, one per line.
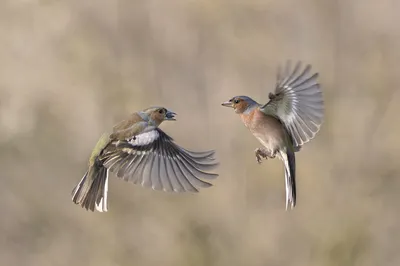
xmin=128 ymin=130 xmax=159 ymax=146
xmin=95 ymin=168 xmax=109 ymax=212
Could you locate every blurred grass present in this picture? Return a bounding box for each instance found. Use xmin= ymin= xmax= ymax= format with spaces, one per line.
xmin=1 ymin=0 xmax=400 ymax=265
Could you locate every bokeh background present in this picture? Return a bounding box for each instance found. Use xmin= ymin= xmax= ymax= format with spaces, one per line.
xmin=1 ymin=0 xmax=400 ymax=265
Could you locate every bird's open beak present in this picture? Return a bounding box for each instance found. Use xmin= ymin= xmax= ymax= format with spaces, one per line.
xmin=221 ymin=100 xmax=233 ymax=108
xmin=165 ymin=110 xmax=177 ymax=121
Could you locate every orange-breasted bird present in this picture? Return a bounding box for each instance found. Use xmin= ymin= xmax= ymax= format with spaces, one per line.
xmin=221 ymin=62 xmax=324 ymax=210
xmin=72 ymin=107 xmax=218 ymax=212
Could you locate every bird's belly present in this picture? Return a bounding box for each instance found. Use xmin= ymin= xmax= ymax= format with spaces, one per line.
xmin=251 ymin=122 xmax=286 ymax=152
xmin=254 ymin=133 xmax=283 ymax=152
xmin=242 ymin=111 xmax=287 ymax=152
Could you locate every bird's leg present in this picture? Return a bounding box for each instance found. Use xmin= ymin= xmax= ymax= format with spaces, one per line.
xmin=268 ymin=150 xmax=276 ymax=159
xmin=255 ymin=148 xmax=270 ymax=164
xmin=255 ymin=148 xmax=277 ymax=164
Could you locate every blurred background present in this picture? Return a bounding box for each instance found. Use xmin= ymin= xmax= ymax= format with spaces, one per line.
xmin=1 ymin=0 xmax=400 ymax=265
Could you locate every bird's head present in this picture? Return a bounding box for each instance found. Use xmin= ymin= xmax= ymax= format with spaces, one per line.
xmin=221 ymin=96 xmax=258 ymax=114
xmin=142 ymin=106 xmax=176 ymax=126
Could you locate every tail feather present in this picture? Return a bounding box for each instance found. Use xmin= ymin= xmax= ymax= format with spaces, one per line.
xmin=281 ymin=150 xmax=296 ymax=210
xmin=72 ymin=161 xmax=109 ymax=212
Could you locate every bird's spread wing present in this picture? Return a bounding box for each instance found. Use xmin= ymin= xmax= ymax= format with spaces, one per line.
xmin=100 ymin=128 xmax=218 ymax=192
xmin=259 ymin=61 xmax=324 ymax=148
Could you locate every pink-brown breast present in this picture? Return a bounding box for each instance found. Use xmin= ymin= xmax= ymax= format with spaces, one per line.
xmin=240 ymin=108 xmax=287 ymax=151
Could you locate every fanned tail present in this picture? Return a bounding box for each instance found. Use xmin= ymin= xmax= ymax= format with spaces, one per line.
xmin=71 ymin=160 xmax=109 ymax=212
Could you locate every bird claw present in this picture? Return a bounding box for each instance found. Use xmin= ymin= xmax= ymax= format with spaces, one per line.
xmin=255 ymin=148 xmax=277 ymax=164
xmin=256 ymin=154 xmax=263 ymax=164
xmin=255 ymin=148 xmax=271 ymax=164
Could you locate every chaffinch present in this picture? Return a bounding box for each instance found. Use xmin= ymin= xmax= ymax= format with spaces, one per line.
xmin=72 ymin=107 xmax=218 ymax=212
xmin=222 ymin=62 xmax=324 ymax=210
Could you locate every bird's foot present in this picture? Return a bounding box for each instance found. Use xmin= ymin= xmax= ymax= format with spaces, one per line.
xmin=255 ymin=148 xmax=271 ymax=164
xmin=255 ymin=148 xmax=277 ymax=164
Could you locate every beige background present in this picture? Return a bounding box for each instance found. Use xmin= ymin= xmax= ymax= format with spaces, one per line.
xmin=1 ymin=0 xmax=400 ymax=265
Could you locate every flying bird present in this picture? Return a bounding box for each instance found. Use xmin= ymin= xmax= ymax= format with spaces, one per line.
xmin=72 ymin=107 xmax=218 ymax=212
xmin=221 ymin=62 xmax=324 ymax=210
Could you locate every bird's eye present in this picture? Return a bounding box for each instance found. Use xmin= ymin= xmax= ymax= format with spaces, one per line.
xmin=234 ymin=99 xmax=240 ymax=104
xmin=158 ymin=109 xmax=164 ymax=114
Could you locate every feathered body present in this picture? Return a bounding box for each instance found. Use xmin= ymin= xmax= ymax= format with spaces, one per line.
xmin=222 ymin=62 xmax=324 ymax=210
xmin=72 ymin=107 xmax=218 ymax=212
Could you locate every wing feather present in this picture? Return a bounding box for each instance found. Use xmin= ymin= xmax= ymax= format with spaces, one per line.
xmin=100 ymin=128 xmax=218 ymax=192
xmin=260 ymin=61 xmax=324 ymax=147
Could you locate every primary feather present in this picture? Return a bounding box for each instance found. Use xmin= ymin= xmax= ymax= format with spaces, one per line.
xmin=100 ymin=128 xmax=218 ymax=193
xmin=260 ymin=61 xmax=324 ymax=148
